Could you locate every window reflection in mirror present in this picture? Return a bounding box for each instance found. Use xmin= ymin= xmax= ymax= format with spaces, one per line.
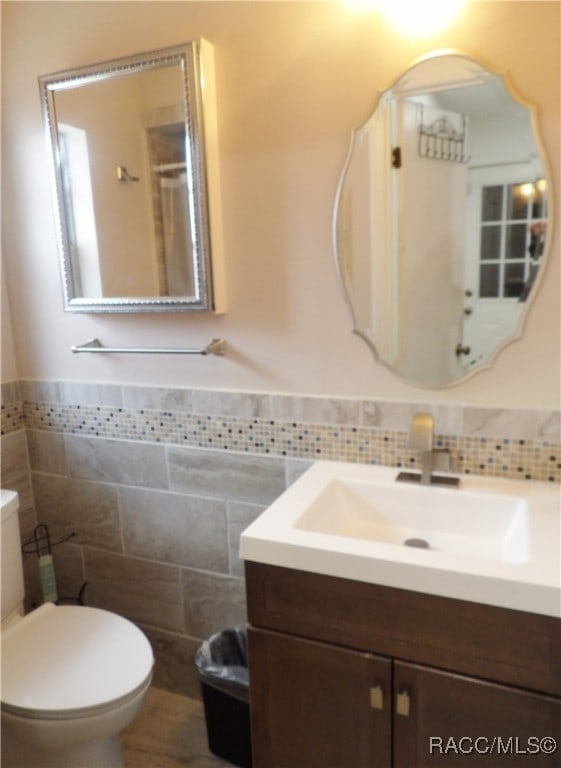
xmin=334 ymin=52 xmax=550 ymax=387
xmin=479 ymin=180 xmax=547 ymax=301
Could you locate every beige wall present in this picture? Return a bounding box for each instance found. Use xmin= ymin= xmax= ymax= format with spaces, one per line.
xmin=2 ymin=1 xmax=560 ymax=407
xmin=1 ymin=264 xmax=18 ymax=382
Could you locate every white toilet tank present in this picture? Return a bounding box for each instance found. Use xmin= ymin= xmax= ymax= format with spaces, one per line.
xmin=1 ymin=490 xmax=25 ymax=622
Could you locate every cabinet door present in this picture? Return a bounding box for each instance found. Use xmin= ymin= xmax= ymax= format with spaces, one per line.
xmin=248 ymin=627 xmax=392 ymax=768
xmin=394 ymin=661 xmax=561 ymax=767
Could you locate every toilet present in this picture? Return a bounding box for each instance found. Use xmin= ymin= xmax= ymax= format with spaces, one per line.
xmin=1 ymin=489 xmax=154 ymax=768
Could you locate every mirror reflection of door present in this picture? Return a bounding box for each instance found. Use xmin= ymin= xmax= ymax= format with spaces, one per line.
xmin=392 ymin=100 xmax=467 ymax=384
xmin=463 ymin=169 xmax=547 ymax=369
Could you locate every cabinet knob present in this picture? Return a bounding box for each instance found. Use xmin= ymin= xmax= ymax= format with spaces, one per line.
xmin=369 ymin=684 xmax=384 ymax=710
xmin=396 ymin=689 xmax=411 ymax=717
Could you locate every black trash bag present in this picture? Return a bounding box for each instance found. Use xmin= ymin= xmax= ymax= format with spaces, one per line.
xmin=196 ymin=628 xmax=253 ymax=767
xmin=195 ymin=627 xmax=249 ymax=701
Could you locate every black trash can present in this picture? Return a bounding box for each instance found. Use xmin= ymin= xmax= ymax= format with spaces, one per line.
xmin=195 ymin=628 xmax=252 ymax=768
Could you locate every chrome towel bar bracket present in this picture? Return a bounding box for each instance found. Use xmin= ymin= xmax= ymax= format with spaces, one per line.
xmin=72 ymin=338 xmax=226 ymax=356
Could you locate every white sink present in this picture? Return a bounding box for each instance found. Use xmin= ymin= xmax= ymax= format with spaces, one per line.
xmin=294 ymin=479 xmax=529 ymax=563
xmin=240 ymin=461 xmax=561 ymax=617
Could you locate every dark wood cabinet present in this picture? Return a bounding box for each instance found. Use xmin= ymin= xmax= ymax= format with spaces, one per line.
xmin=393 ymin=662 xmax=561 ymax=767
xmin=246 ymin=562 xmax=561 ymax=768
xmin=249 ymin=628 xmax=391 ymax=768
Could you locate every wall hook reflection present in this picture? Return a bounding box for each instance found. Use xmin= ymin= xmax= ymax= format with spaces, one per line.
xmin=116 ymin=165 xmax=140 ymax=183
xmin=417 ymin=104 xmax=469 ymax=164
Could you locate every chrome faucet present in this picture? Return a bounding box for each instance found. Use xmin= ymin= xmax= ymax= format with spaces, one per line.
xmin=409 ymin=412 xmax=435 ymax=484
xmin=397 ymin=412 xmax=459 ymax=487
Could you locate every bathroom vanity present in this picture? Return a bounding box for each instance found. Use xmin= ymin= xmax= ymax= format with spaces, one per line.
xmin=245 ymin=562 xmax=560 ymax=767
xmin=240 ymin=462 xmax=561 ymax=767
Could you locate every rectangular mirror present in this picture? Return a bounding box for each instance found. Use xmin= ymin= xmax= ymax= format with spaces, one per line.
xmin=39 ymin=40 xmax=224 ymax=313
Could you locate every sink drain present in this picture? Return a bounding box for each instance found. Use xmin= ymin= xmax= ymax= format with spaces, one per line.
xmin=404 ymin=538 xmax=430 ymax=549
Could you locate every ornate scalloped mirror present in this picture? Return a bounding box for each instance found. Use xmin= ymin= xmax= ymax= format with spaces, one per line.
xmin=334 ymin=51 xmax=551 ymax=387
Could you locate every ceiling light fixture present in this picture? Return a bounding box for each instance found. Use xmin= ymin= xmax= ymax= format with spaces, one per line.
xmin=346 ymin=0 xmax=468 ymax=37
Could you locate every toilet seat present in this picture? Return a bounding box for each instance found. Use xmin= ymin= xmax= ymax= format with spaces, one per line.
xmin=1 ymin=603 xmax=153 ymax=720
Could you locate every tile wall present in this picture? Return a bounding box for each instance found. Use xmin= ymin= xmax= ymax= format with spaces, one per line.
xmin=1 ymin=379 xmax=560 ymax=698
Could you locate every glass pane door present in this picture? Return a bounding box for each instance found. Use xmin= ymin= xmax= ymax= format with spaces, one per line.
xmin=479 ymin=180 xmax=548 ymax=300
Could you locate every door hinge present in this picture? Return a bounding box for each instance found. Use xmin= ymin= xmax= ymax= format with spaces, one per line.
xmin=455 ymin=343 xmax=471 ymax=357
xmin=392 ymin=146 xmax=402 ymax=169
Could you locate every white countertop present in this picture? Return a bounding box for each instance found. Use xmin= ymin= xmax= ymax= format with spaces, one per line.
xmin=240 ymin=461 xmax=561 ymax=618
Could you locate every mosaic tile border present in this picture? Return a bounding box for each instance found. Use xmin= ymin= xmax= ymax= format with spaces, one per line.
xmin=1 ymin=400 xmax=25 ymax=435
xmin=11 ymin=398 xmax=561 ymax=483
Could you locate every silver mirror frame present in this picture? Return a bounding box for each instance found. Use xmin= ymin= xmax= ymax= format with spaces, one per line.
xmin=333 ymin=50 xmax=554 ymax=388
xmin=40 ymin=41 xmax=220 ymax=313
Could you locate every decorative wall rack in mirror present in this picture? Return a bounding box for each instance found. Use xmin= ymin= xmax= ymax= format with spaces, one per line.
xmin=40 ymin=40 xmax=224 ymax=313
xmin=334 ymin=51 xmax=551 ymax=388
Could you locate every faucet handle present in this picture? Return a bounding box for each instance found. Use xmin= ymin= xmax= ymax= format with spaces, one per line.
xmin=409 ymin=412 xmax=434 ymax=452
xmin=432 ymin=448 xmax=452 ymax=472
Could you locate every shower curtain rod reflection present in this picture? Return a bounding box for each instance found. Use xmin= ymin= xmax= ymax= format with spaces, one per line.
xmin=153 ymin=161 xmax=187 ymax=173
xmin=72 ymin=338 xmax=226 ymax=356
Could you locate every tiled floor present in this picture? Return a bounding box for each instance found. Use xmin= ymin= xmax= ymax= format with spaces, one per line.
xmin=122 ymin=687 xmax=232 ymax=768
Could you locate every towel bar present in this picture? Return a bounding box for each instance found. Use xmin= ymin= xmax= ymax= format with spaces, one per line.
xmin=72 ymin=338 xmax=226 ymax=356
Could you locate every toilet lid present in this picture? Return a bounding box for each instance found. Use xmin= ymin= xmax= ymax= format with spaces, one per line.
xmin=1 ymin=603 xmax=153 ymax=716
